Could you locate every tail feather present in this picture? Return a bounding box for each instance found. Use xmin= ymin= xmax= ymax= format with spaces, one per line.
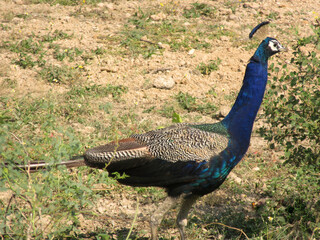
xmin=8 ymin=156 xmax=85 ymax=173
xmin=84 ymin=137 xmax=151 ymax=169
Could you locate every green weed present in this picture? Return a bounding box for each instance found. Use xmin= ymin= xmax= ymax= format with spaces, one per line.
xmin=41 ymin=29 xmax=73 ymax=42
xmin=120 ymin=8 xmax=212 ymax=57
xmin=267 ymin=12 xmax=280 ymax=20
xmin=197 ymin=58 xmax=221 ymax=75
xmin=13 ymin=53 xmax=37 ymax=69
xmin=183 ymin=2 xmax=215 ymax=19
xmin=175 ymin=92 xmax=217 ymax=115
xmin=260 ymin=25 xmax=320 ymax=167
xmin=53 ymin=46 xmax=83 ymax=62
xmin=38 ymin=65 xmax=82 ymax=84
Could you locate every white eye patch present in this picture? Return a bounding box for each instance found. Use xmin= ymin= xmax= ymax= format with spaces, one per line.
xmin=268 ymin=40 xmax=280 ymax=52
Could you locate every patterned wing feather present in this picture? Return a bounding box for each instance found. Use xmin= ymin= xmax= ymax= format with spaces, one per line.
xmin=131 ymin=122 xmax=230 ymax=162
xmin=84 ymin=138 xmax=151 ymax=168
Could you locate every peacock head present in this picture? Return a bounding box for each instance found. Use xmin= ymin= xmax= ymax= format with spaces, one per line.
xmin=252 ymin=37 xmax=286 ymax=63
xmin=264 ymin=37 xmax=286 ymax=55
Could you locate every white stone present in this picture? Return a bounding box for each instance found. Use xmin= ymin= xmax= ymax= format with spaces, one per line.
xmin=153 ymin=76 xmax=175 ymax=89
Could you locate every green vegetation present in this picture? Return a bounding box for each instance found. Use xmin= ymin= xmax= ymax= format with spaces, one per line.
xmin=120 ymin=6 xmax=216 ymax=58
xmin=257 ymin=25 xmax=320 ymax=239
xmin=38 ymin=65 xmax=83 ymax=84
xmin=260 ymin=26 xmax=320 ymax=167
xmin=197 ymin=58 xmax=221 ymax=75
xmin=175 ymin=91 xmax=217 ymax=115
xmin=183 ymin=2 xmax=215 ymax=19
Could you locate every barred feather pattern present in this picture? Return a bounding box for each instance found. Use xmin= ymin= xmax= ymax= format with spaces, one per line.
xmin=132 ymin=122 xmax=230 ymax=162
xmin=84 ymin=122 xmax=230 ymax=168
xmin=84 ymin=138 xmax=150 ymax=167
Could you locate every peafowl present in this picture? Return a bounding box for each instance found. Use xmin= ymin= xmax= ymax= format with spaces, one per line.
xmin=10 ymin=23 xmax=286 ymax=239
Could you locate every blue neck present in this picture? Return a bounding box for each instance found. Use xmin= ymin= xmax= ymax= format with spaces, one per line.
xmin=222 ymin=58 xmax=268 ymax=153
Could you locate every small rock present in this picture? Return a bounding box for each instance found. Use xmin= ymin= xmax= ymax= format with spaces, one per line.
xmin=179 ymin=60 xmax=186 ymax=67
xmin=229 ymin=172 xmax=242 ymax=184
xmin=158 ymin=42 xmax=170 ymax=50
xmin=243 ymin=2 xmax=259 ymax=9
xmin=153 ymin=76 xmax=175 ymax=89
xmin=219 ymin=106 xmax=229 ymax=117
xmin=150 ymin=12 xmax=166 ymax=21
xmin=97 ymin=2 xmax=104 ymax=8
xmin=252 ymin=167 xmax=260 ymax=171
xmin=251 ymin=9 xmax=258 ymax=15
xmin=64 ymin=16 xmax=71 ymax=22
xmin=188 ymin=49 xmax=195 ymax=55
xmin=228 ymin=14 xmax=238 ymax=21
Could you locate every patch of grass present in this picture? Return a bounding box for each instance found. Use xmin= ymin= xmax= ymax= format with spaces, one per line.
xmin=53 ymin=46 xmax=83 ymax=62
xmin=205 ymin=24 xmax=236 ymax=40
xmin=175 ymin=92 xmax=217 ymax=115
xmin=0 ymin=23 xmax=10 ymax=30
xmin=41 ymin=30 xmax=73 ymax=42
xmin=13 ymin=53 xmax=37 ymax=69
xmin=2 ymin=11 xmax=15 ymax=22
xmin=91 ymin=47 xmax=105 ymax=55
xmin=197 ymin=58 xmax=221 ymax=75
xmin=5 ymin=37 xmax=43 ymax=54
xmin=183 ymin=2 xmax=215 ymax=19
xmin=99 ymin=102 xmax=113 ymax=114
xmin=120 ymin=8 xmax=213 ymax=57
xmin=67 ymin=84 xmax=128 ymax=100
xmin=224 ymin=91 xmax=237 ymax=102
xmin=224 ymin=0 xmax=238 ymax=14
xmin=16 ymin=13 xmax=31 ymax=20
xmin=1 ymin=78 xmax=17 ymax=89
xmin=0 ymin=30 xmax=92 ymax=87
xmin=38 ymin=65 xmax=83 ymax=84
xmin=267 ymin=11 xmax=280 ymax=20
xmin=158 ymin=104 xmax=176 ymax=118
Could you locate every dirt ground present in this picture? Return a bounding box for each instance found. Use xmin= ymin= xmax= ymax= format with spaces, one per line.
xmin=1 ymin=0 xmax=320 ymax=239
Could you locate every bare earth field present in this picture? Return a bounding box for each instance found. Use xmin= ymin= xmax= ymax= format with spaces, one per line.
xmin=0 ymin=0 xmax=319 ymax=239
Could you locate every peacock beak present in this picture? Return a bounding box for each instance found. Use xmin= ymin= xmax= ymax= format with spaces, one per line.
xmin=278 ymin=43 xmax=288 ymax=52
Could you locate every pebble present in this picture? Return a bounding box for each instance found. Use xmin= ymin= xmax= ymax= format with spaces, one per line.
xmin=153 ymin=76 xmax=175 ymax=89
xmin=188 ymin=49 xmax=195 ymax=55
xmin=228 ymin=14 xmax=238 ymax=21
xmin=229 ymin=172 xmax=242 ymax=184
xmin=219 ymin=106 xmax=230 ymax=117
xmin=243 ymin=2 xmax=260 ymax=9
xmin=150 ymin=12 xmax=167 ymax=21
xmin=252 ymin=167 xmax=260 ymax=171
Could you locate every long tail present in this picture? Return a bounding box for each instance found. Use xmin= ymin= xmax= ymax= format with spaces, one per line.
xmin=5 ymin=155 xmax=86 ymax=173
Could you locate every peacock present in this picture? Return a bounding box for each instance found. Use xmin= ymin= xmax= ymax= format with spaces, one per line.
xmin=9 ymin=22 xmax=286 ymax=239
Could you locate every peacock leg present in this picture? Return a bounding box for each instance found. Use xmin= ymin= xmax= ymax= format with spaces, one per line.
xmin=176 ymin=194 xmax=199 ymax=240
xmin=150 ymin=196 xmax=179 ymax=240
